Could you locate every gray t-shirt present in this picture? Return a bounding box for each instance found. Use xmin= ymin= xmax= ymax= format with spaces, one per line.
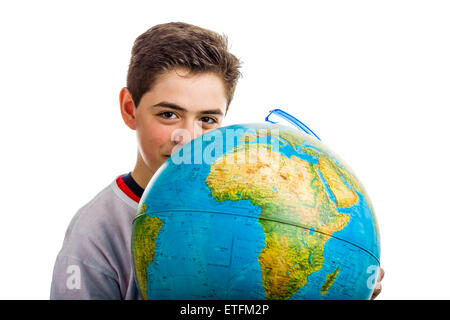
xmin=50 ymin=176 xmax=142 ymax=299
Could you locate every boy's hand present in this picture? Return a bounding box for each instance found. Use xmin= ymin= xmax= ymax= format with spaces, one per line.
xmin=370 ymin=267 xmax=385 ymax=299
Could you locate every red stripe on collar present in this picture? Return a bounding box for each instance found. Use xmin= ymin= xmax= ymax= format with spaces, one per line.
xmin=116 ymin=175 xmax=141 ymax=203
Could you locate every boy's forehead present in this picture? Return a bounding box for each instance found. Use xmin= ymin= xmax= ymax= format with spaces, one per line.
xmin=142 ymin=68 xmax=227 ymax=113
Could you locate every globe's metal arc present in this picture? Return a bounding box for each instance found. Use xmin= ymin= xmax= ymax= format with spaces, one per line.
xmin=141 ymin=208 xmax=380 ymax=265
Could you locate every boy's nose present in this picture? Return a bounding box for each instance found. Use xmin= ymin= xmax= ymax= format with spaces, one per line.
xmin=171 ymin=120 xmax=203 ymax=148
xmin=184 ymin=120 xmax=203 ymax=142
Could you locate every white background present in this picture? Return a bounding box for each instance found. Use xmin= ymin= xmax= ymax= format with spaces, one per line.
xmin=0 ymin=0 xmax=449 ymax=299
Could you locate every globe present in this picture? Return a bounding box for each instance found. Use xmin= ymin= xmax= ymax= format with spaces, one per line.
xmin=131 ymin=122 xmax=380 ymax=300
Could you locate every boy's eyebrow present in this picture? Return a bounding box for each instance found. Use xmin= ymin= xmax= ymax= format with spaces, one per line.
xmin=152 ymin=101 xmax=224 ymax=116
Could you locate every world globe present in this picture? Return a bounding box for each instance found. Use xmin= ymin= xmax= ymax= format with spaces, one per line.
xmin=131 ymin=116 xmax=380 ymax=300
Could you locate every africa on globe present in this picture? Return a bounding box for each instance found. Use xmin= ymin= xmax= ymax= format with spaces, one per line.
xmin=131 ymin=121 xmax=380 ymax=300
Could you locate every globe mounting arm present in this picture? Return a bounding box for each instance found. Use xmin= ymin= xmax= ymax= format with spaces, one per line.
xmin=265 ymin=108 xmax=321 ymax=141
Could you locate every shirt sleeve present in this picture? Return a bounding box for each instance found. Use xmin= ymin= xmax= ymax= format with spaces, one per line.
xmin=50 ymin=255 xmax=122 ymax=300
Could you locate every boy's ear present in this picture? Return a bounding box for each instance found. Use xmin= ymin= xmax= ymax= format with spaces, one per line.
xmin=120 ymin=87 xmax=137 ymax=130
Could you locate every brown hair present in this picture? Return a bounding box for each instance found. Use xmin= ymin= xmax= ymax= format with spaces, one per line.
xmin=126 ymin=22 xmax=242 ymax=111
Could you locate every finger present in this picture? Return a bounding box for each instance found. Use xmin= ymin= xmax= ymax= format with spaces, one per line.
xmin=378 ymin=267 xmax=385 ymax=281
xmin=371 ymin=289 xmax=380 ymax=300
xmin=371 ymin=283 xmax=382 ymax=300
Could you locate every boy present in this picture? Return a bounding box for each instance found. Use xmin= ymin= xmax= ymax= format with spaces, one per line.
xmin=50 ymin=22 xmax=241 ymax=299
xmin=50 ymin=22 xmax=383 ymax=299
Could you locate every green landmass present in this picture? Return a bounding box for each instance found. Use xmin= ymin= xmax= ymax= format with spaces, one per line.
xmin=320 ymin=266 xmax=340 ymax=295
xmin=131 ymin=204 xmax=163 ymax=300
xmin=206 ymin=129 xmax=350 ymax=299
xmin=302 ymin=146 xmax=379 ymax=239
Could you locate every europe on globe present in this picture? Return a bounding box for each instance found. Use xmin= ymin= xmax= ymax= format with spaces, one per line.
xmin=131 ymin=122 xmax=380 ymax=300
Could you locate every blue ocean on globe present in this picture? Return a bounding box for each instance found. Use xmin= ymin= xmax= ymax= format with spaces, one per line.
xmin=131 ymin=121 xmax=380 ymax=300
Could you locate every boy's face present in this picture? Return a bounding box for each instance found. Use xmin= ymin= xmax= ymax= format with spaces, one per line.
xmin=121 ymin=68 xmax=228 ymax=186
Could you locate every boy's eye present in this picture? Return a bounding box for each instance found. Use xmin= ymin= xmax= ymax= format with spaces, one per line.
xmin=157 ymin=112 xmax=217 ymax=125
xmin=158 ymin=111 xmax=177 ymax=119
xmin=201 ymin=117 xmax=217 ymax=124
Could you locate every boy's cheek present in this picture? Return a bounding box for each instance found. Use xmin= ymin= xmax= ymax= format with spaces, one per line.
xmin=138 ymin=121 xmax=170 ymax=144
xmin=139 ymin=131 xmax=172 ymax=158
